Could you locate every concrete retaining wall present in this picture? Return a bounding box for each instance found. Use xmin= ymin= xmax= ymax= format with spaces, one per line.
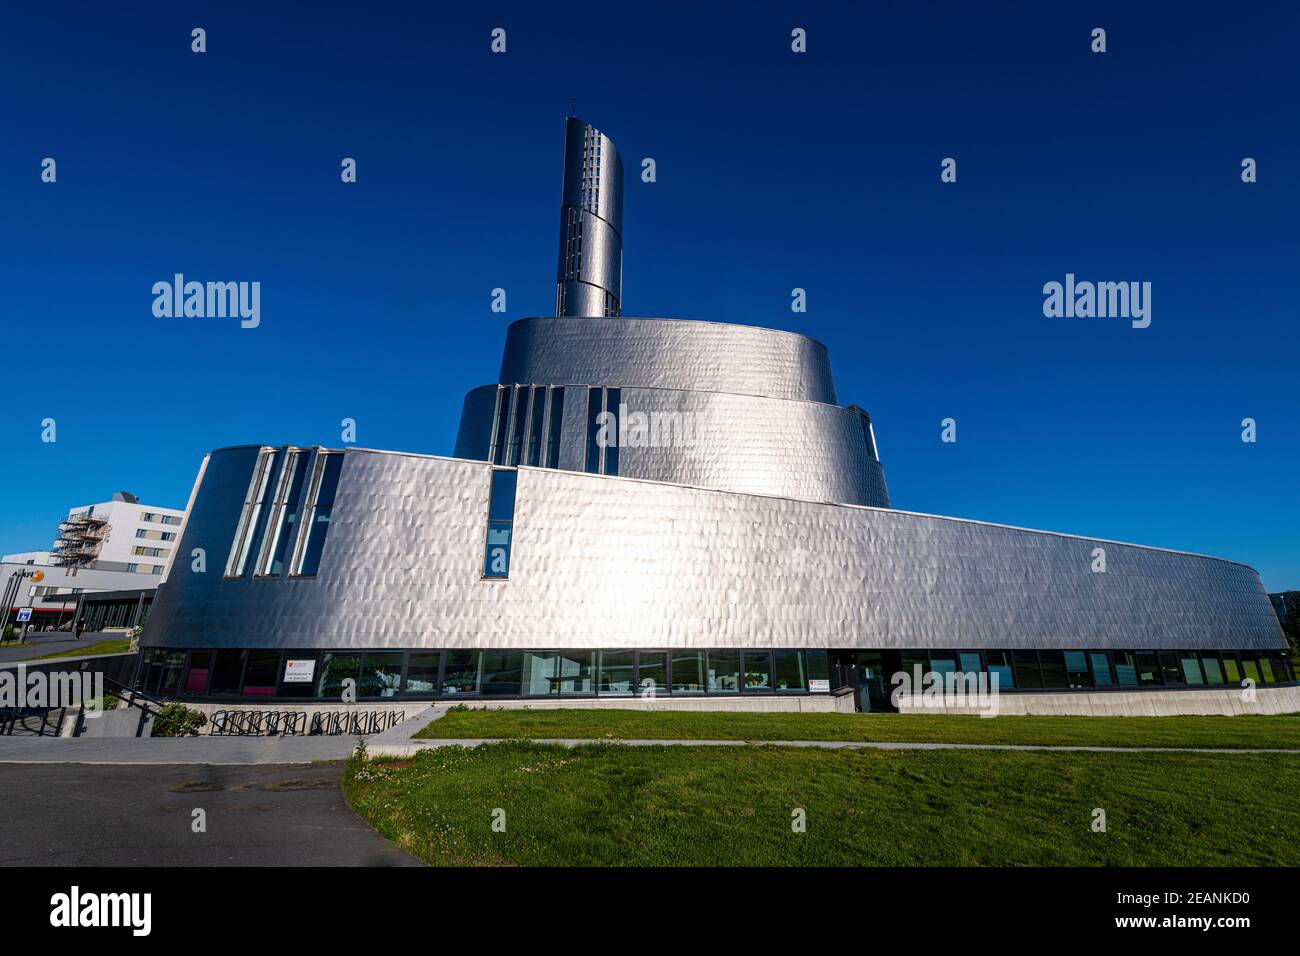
xmin=898 ymin=684 xmax=1300 ymax=716
xmin=447 ymin=694 xmax=855 ymax=713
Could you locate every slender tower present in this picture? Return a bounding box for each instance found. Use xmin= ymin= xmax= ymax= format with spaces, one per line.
xmin=555 ymin=116 xmax=623 ymax=317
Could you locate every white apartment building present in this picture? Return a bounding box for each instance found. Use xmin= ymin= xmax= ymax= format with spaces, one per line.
xmin=49 ymin=492 xmax=186 ymax=577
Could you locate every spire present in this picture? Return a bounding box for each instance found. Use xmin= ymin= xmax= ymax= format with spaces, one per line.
xmin=555 ymin=117 xmax=623 ymax=317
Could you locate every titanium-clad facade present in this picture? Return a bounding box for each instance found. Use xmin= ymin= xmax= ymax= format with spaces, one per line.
xmin=144 ymin=446 xmax=1283 ymax=654
xmin=140 ymin=114 xmax=1290 ymax=702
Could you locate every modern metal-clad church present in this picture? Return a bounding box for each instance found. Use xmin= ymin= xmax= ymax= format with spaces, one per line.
xmin=139 ymin=118 xmax=1292 ymax=708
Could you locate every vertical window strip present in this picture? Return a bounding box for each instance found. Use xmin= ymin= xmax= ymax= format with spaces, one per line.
xmin=259 ymin=449 xmax=311 ymax=577
xmin=527 ymin=387 xmax=546 ymax=467
xmin=488 ymin=386 xmax=510 ymax=465
xmin=482 ymin=469 xmax=518 ymax=578
xmin=225 ymin=448 xmax=278 ymax=577
xmin=292 ymin=452 xmax=344 ymax=576
xmin=604 ymin=387 xmax=621 ymax=476
xmin=545 ymin=387 xmax=565 ymax=468
xmin=507 ymin=385 xmax=529 ymax=466
xmin=584 ymin=387 xmax=603 ymax=473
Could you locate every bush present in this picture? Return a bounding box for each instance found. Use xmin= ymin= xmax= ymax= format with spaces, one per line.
xmin=151 ymin=703 xmax=208 ymax=737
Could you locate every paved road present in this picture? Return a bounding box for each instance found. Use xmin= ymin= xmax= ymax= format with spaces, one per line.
xmin=0 ymin=762 xmax=422 ymax=866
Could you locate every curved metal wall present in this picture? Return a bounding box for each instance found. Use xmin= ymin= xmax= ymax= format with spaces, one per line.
xmin=145 ymin=447 xmax=1285 ymax=655
xmin=498 ymin=317 xmax=838 ymax=405
xmin=454 ymin=383 xmax=889 ymax=507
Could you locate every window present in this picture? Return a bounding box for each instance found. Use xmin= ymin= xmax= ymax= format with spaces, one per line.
xmin=480 ymin=652 xmax=523 ymax=697
xmin=1179 ymin=653 xmax=1204 ymax=686
xmin=184 ymin=651 xmax=213 ymax=694
xmin=160 ymin=652 xmax=186 ymax=694
xmin=226 ymin=448 xmax=278 ymax=577
xmin=598 ymin=651 xmax=636 ymax=695
xmin=209 ymin=650 xmax=245 ymax=695
xmin=316 ymin=652 xmax=361 ymax=699
xmin=522 ymin=650 xmax=559 ymax=697
xmin=277 ymin=653 xmax=318 ymax=699
xmin=1135 ymin=651 xmax=1162 ymax=686
xmin=985 ymin=650 xmax=1015 ymax=689
xmin=1089 ymin=652 xmax=1115 ymax=686
xmin=1159 ymin=651 xmax=1185 ymax=685
xmin=929 ymin=653 xmax=958 ymax=680
xmin=482 ymin=469 xmax=518 ymax=578
xmin=670 ymin=650 xmax=706 ymax=693
xmin=1200 ymin=654 xmax=1225 ymax=686
xmin=900 ymin=650 xmax=928 ymax=679
xmin=1064 ymin=651 xmax=1092 ymax=688
xmin=604 ymin=388 xmax=621 ymax=476
xmin=585 ymin=387 xmax=603 ymax=473
xmin=806 ymin=650 xmax=830 ymax=691
xmin=258 ymin=449 xmax=310 ymax=576
xmin=404 ymin=653 xmax=441 ymax=695
xmin=958 ymin=652 xmax=982 ymax=674
xmin=1241 ymin=656 xmax=1261 ymax=685
xmin=1222 ymin=653 xmax=1242 ymax=684
xmin=707 ymin=650 xmax=740 ymax=693
xmin=1012 ymin=651 xmax=1043 ymax=689
xmin=294 ymin=452 xmax=344 ymax=576
xmin=490 ymin=387 xmax=512 ymax=465
xmin=1267 ymin=652 xmax=1292 ymax=683
xmin=774 ymin=650 xmax=806 ymax=692
xmin=638 ymin=651 xmax=667 ymax=695
xmin=360 ymin=652 xmax=404 ymax=698
xmin=545 ymin=387 xmax=565 ymax=467
xmin=743 ymin=651 xmax=772 ymax=692
xmin=441 ymin=651 xmax=480 ymax=695
xmin=1038 ymin=651 xmax=1069 ymax=689
xmin=526 ymin=387 xmax=546 ymax=466
xmin=1112 ymin=651 xmax=1139 ymax=688
xmin=1258 ymin=655 xmax=1276 ymax=684
xmin=242 ymin=650 xmax=280 ymax=697
xmin=507 ymin=385 xmax=529 ymax=466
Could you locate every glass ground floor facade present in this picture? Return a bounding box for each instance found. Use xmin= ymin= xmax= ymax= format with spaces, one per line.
xmin=135 ymin=647 xmax=834 ymax=702
xmin=839 ymin=648 xmax=1297 ymax=712
xmin=136 ymin=644 xmax=1295 ymax=707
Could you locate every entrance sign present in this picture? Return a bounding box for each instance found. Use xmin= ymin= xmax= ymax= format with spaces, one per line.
xmin=284 ymin=659 xmax=316 ymax=683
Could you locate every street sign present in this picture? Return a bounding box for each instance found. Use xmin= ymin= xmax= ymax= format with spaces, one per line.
xmin=16 ymin=608 xmax=32 ymax=622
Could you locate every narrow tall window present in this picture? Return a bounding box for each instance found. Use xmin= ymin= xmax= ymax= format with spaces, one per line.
xmin=225 ymin=448 xmax=278 ymax=577
xmin=483 ymin=469 xmax=518 ymax=578
xmin=604 ymin=388 xmax=621 ymax=476
xmin=293 ymin=452 xmax=344 ymax=576
xmin=584 ymin=387 xmax=603 ymax=473
xmin=507 ymin=385 xmax=529 ymax=466
xmin=545 ymin=387 xmax=565 ymax=467
xmin=489 ymin=386 xmax=511 ymax=465
xmin=526 ymin=387 xmax=546 ymax=466
xmin=258 ymin=449 xmax=310 ymax=576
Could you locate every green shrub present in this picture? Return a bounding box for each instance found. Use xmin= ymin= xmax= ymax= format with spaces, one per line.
xmin=151 ymin=703 xmax=208 ymax=737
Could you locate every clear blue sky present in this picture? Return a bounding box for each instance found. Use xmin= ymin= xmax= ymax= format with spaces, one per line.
xmin=2 ymin=2 xmax=1296 ymax=588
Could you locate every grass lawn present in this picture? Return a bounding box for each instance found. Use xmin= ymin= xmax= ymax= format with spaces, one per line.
xmin=33 ymin=639 xmax=132 ymax=660
xmin=344 ymin=742 xmax=1300 ymax=866
xmin=416 ymin=707 xmax=1300 ymax=749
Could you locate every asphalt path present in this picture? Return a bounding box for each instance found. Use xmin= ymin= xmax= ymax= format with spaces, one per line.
xmin=0 ymin=761 xmax=421 ymax=866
